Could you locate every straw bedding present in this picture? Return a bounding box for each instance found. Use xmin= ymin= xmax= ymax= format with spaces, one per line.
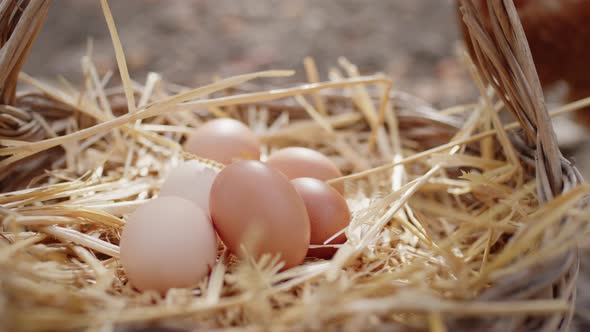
xmin=0 ymin=0 xmax=589 ymax=331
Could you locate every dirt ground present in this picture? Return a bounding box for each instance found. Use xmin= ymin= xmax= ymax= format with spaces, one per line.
xmin=25 ymin=0 xmax=477 ymax=107
xmin=22 ymin=0 xmax=589 ymax=330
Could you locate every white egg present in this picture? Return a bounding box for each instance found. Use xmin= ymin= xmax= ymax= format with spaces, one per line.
xmin=160 ymin=160 xmax=219 ymax=216
xmin=120 ymin=196 xmax=218 ymax=293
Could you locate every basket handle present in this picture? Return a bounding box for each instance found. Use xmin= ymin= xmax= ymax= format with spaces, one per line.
xmin=0 ymin=0 xmax=51 ymax=105
xmin=459 ymin=0 xmax=583 ymax=201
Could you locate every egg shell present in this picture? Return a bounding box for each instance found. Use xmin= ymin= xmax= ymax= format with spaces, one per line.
xmin=184 ymin=118 xmax=260 ymax=165
xmin=266 ymin=147 xmax=344 ymax=193
xmin=120 ymin=196 xmax=217 ymax=293
xmin=209 ymin=160 xmax=310 ymax=269
xmin=291 ymin=177 xmax=350 ymax=259
xmin=159 ymin=160 xmax=219 ymax=216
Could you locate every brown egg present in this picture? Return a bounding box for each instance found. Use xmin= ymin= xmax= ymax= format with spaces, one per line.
xmin=184 ymin=118 xmax=260 ymax=165
xmin=266 ymin=147 xmax=344 ymax=193
xmin=120 ymin=197 xmax=217 ymax=293
xmin=291 ymin=178 xmax=350 ymax=259
xmin=209 ymin=160 xmax=310 ymax=269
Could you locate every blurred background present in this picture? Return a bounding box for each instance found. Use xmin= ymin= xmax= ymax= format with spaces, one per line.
xmin=25 ymin=0 xmax=475 ymax=107
xmin=21 ymin=1 xmax=590 ymax=329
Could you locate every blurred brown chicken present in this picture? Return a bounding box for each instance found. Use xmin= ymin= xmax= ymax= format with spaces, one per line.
xmin=460 ymin=0 xmax=590 ymax=126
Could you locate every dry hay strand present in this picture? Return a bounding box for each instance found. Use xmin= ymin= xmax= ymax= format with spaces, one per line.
xmin=1 ymin=0 xmax=590 ymax=331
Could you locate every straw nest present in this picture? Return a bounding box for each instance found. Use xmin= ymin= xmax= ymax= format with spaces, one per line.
xmin=1 ymin=0 xmax=589 ymax=331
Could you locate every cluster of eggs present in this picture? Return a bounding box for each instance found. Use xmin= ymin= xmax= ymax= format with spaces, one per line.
xmin=120 ymin=118 xmax=351 ymax=293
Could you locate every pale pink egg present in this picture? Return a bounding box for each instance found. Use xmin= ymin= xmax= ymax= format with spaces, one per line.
xmin=159 ymin=160 xmax=219 ymax=216
xmin=209 ymin=160 xmax=310 ymax=269
xmin=266 ymin=147 xmax=344 ymax=193
xmin=184 ymin=118 xmax=260 ymax=165
xmin=291 ymin=177 xmax=350 ymax=259
xmin=120 ymin=196 xmax=217 ymax=293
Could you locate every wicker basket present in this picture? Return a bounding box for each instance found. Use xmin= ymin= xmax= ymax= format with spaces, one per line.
xmin=453 ymin=1 xmax=585 ymax=330
xmin=0 ymin=0 xmax=587 ymax=331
